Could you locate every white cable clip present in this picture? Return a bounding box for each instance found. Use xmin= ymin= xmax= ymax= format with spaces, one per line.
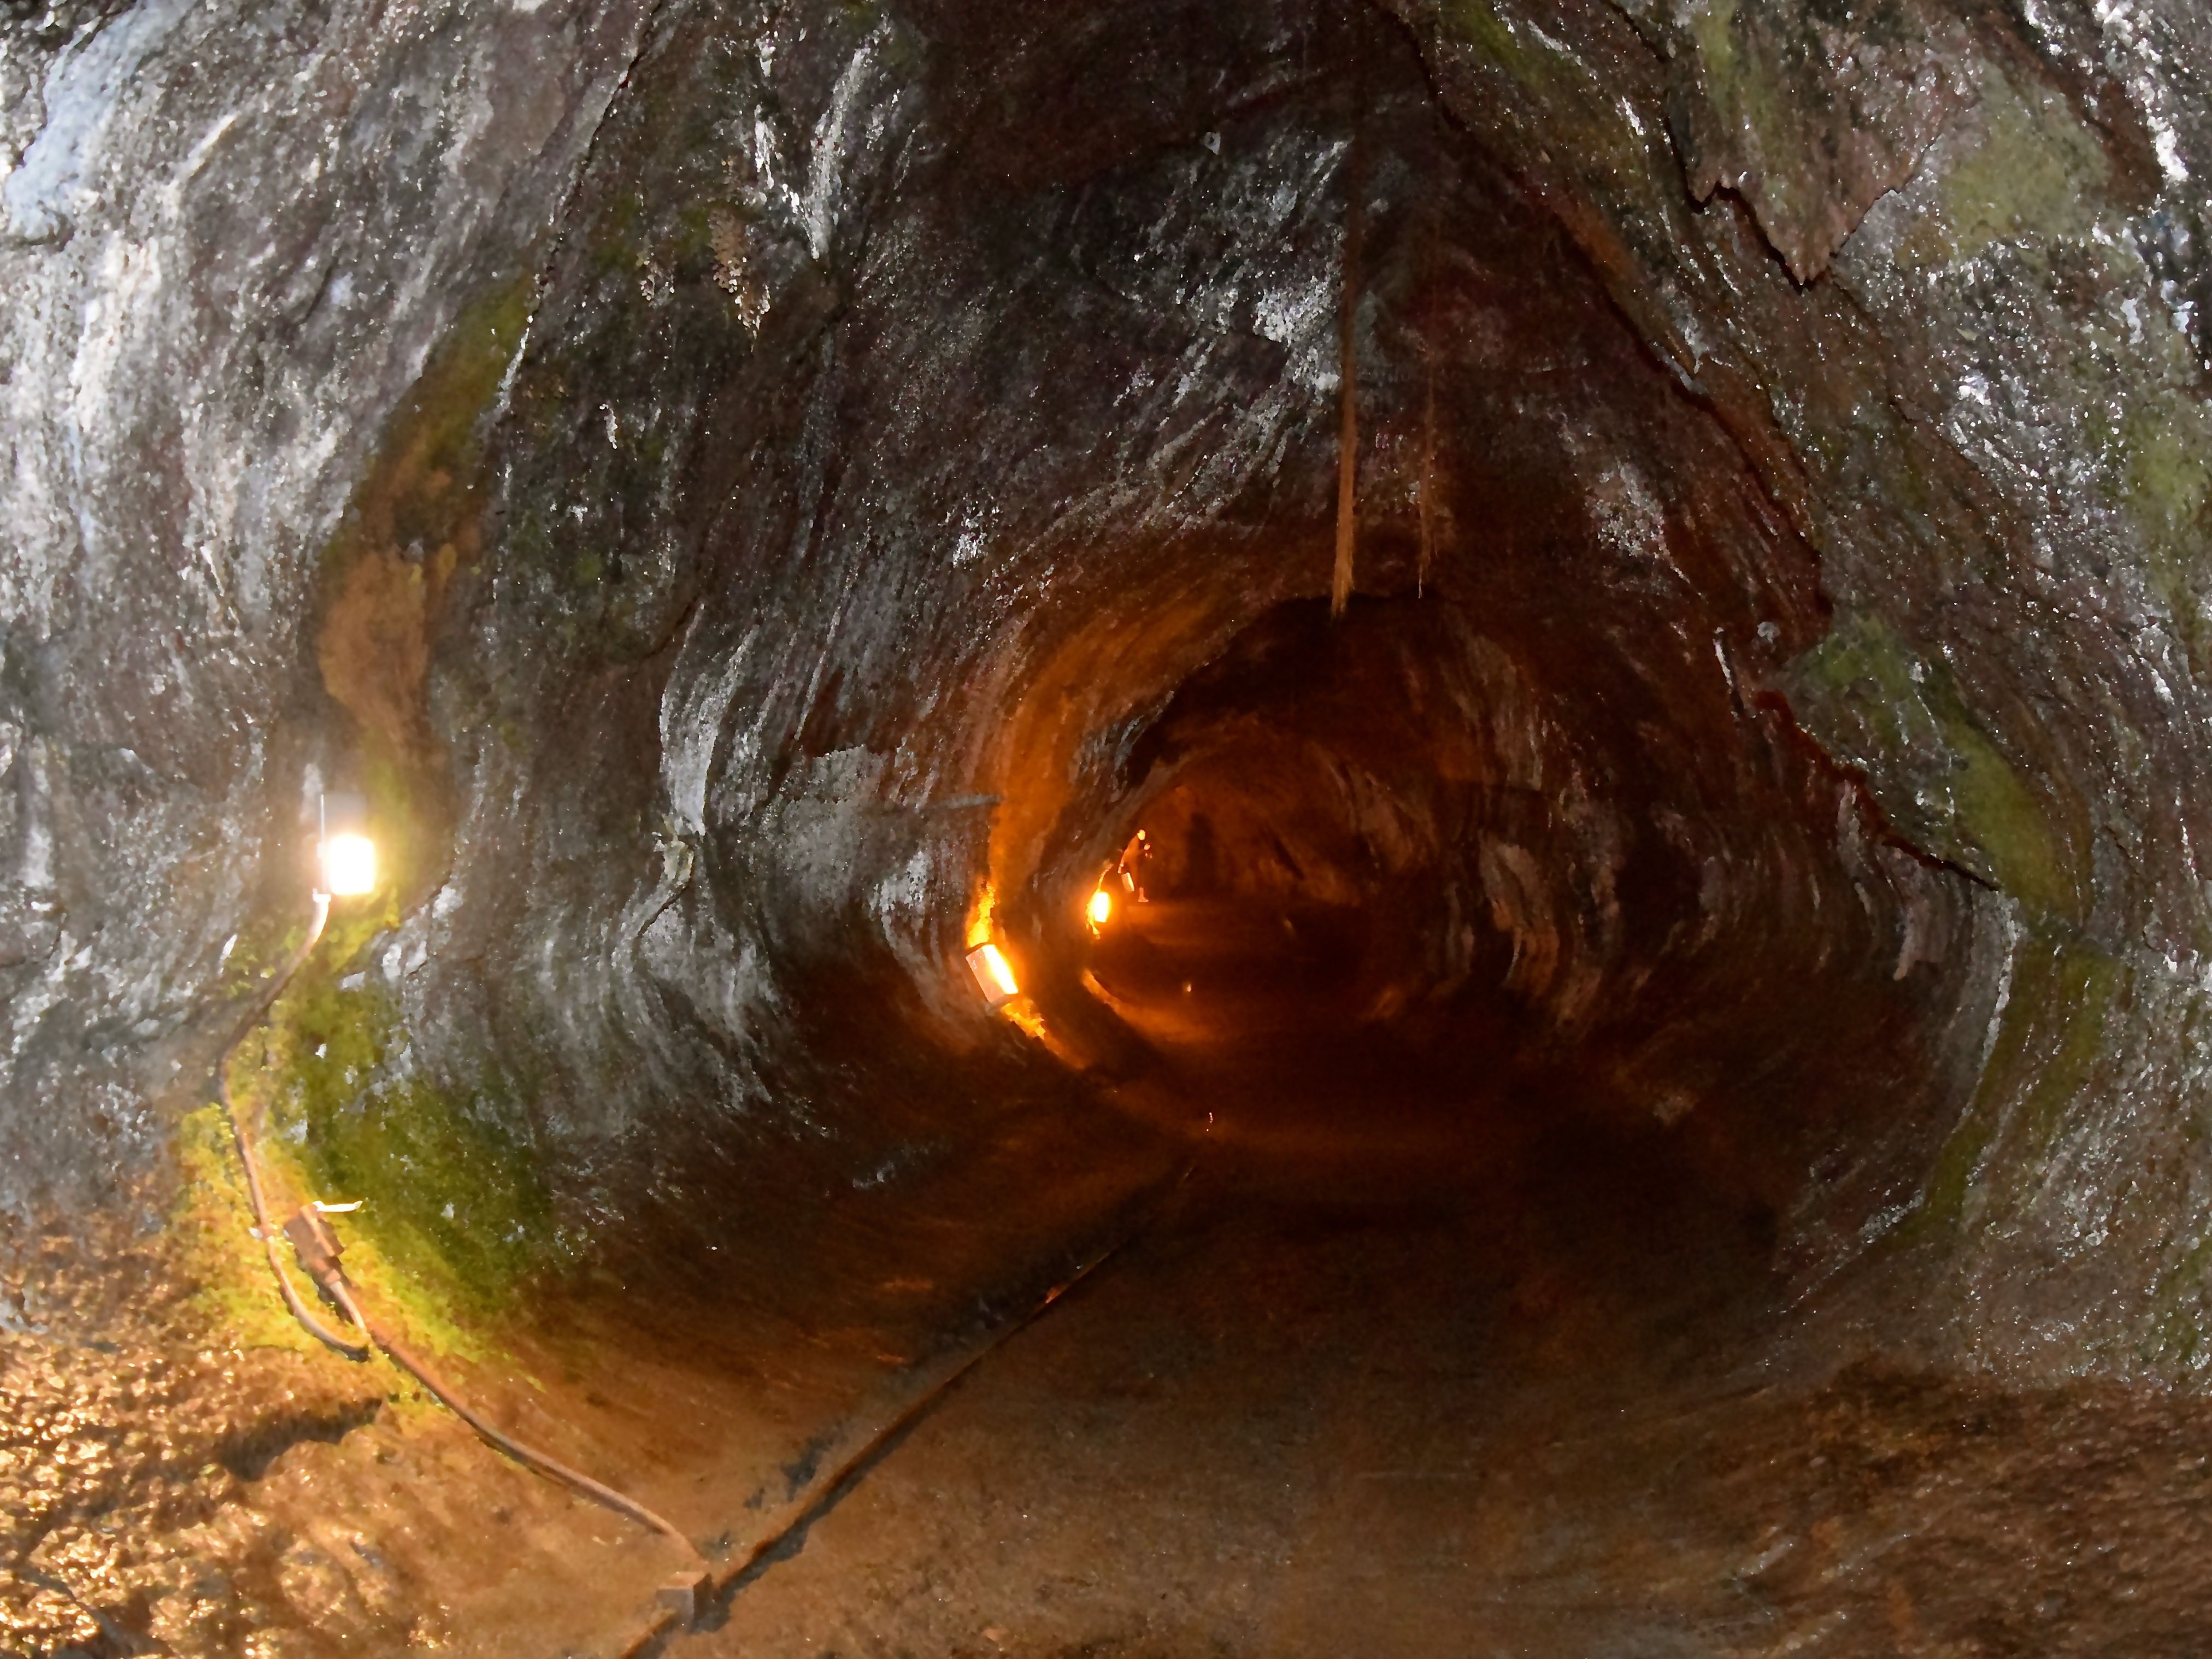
xmin=313 ymin=1199 xmax=364 ymax=1213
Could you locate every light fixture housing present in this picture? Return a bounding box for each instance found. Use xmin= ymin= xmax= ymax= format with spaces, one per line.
xmin=318 ymin=792 xmax=378 ymax=897
xmin=966 ymin=941 xmax=1020 ymax=1009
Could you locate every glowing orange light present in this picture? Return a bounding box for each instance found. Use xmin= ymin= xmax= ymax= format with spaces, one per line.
xmin=1087 ymin=888 xmax=1113 ymax=928
xmin=967 ymin=942 xmax=1020 ymax=1007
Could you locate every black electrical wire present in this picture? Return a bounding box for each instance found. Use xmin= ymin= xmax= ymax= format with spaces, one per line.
xmin=215 ymin=886 xmax=699 ymax=1560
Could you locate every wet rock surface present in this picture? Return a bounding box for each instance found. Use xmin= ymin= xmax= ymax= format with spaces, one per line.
xmin=0 ymin=0 xmax=655 ymax=1216
xmin=9 ymin=0 xmax=2212 ymax=1649
xmin=1374 ymin=0 xmax=2212 ymax=1381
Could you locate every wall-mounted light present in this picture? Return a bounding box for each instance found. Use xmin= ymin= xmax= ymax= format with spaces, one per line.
xmin=1086 ymin=887 xmax=1114 ymax=931
xmin=318 ymin=792 xmax=378 ymax=898
xmin=966 ymin=941 xmax=1020 ymax=1009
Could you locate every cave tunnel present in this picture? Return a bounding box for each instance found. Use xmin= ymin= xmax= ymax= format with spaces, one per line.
xmin=9 ymin=0 xmax=2212 ymax=1651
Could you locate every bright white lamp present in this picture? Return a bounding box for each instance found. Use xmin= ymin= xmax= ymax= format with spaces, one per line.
xmin=318 ymin=792 xmax=378 ymax=898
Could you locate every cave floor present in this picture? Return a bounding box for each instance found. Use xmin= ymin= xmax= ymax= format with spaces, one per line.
xmin=675 ymin=1146 xmax=2212 ymax=1659
xmin=0 ymin=1065 xmax=1184 ymax=1658
xmin=19 ymin=902 xmax=2212 ymax=1656
xmin=664 ymin=904 xmax=2212 ymax=1659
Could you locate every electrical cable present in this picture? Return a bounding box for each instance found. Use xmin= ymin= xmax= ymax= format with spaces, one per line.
xmin=214 ymin=886 xmax=699 ymax=1561
xmin=616 ymin=1164 xmax=1198 ymax=1653
xmin=324 ymin=1276 xmax=697 ymax=1555
xmin=216 ymin=892 xmax=370 ymax=1361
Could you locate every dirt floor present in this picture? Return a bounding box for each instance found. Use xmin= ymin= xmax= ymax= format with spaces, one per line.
xmin=0 ymin=1202 xmax=695 ymax=1657
xmin=664 ymin=899 xmax=2212 ymax=1659
xmin=16 ymin=899 xmax=2212 ymax=1655
xmin=0 ymin=1067 xmax=1179 ymax=1658
xmin=669 ymin=1153 xmax=2212 ymax=1658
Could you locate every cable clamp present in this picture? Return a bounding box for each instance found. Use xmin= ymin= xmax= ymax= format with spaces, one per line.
xmin=282 ymin=1204 xmax=348 ymax=1283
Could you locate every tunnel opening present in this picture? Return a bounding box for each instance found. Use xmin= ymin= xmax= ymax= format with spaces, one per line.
xmin=311 ymin=0 xmax=1996 ymax=1640
xmin=1066 ymin=597 xmax=1534 ymax=1152
xmin=19 ymin=0 xmax=2192 ymax=1649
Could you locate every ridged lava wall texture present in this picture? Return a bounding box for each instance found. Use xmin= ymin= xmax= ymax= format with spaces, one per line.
xmin=0 ymin=0 xmax=657 ymax=1213
xmin=1385 ymin=0 xmax=2212 ymax=1380
xmin=4 ymin=0 xmax=2212 ymax=1392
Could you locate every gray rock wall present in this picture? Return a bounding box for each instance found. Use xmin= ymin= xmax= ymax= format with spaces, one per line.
xmin=1385 ymin=0 xmax=2212 ymax=1379
xmin=0 ymin=0 xmax=652 ymax=1215
xmin=8 ymin=0 xmax=2212 ymax=1390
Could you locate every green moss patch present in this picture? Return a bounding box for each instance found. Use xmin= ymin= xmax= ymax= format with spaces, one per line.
xmin=1439 ymin=0 xmax=1654 ymax=180
xmin=202 ymin=913 xmax=562 ymax=1360
xmin=1926 ymin=66 xmax=2107 ymax=267
xmin=2145 ymin=1220 xmax=2212 ymax=1375
xmin=1782 ymin=611 xmax=2082 ymax=920
xmin=172 ymin=1104 xmax=333 ymax=1356
xmin=2105 ymin=396 xmax=2212 ymax=672
xmin=1911 ymin=931 xmax=2124 ymax=1240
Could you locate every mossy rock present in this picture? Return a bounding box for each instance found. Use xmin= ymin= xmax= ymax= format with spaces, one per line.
xmin=197 ymin=906 xmax=564 ymax=1361
xmin=1782 ymin=611 xmax=2082 ymax=920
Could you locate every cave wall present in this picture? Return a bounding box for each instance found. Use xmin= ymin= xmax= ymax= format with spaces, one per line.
xmin=389 ymin=0 xmax=1380 ymax=1249
xmin=0 ymin=0 xmax=655 ymax=1220
xmin=1381 ymin=0 xmax=2212 ymax=1379
xmin=5 ymin=0 xmax=2212 ymax=1387
xmin=378 ymin=0 xmax=1969 ymax=1280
